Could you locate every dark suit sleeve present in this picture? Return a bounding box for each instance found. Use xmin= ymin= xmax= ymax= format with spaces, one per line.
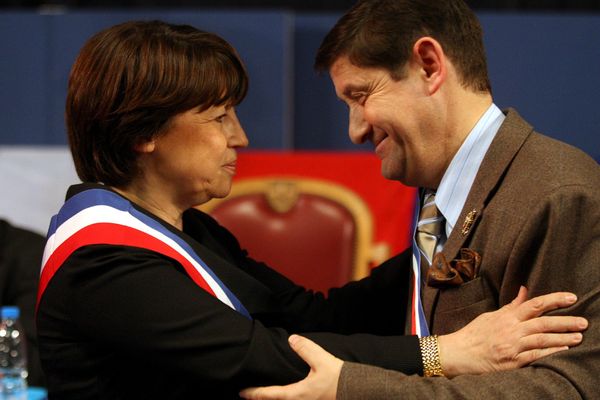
xmin=190 ymin=209 xmax=424 ymax=376
xmin=338 ymin=184 xmax=600 ymax=399
xmin=39 ymin=242 xmax=421 ymax=393
xmin=235 ymin=250 xmax=423 ymax=375
xmin=191 ymin=208 xmax=414 ymax=335
xmin=191 ymin=208 xmax=423 ymax=372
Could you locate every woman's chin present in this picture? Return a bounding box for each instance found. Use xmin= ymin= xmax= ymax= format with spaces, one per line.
xmin=209 ymin=185 xmax=233 ymax=201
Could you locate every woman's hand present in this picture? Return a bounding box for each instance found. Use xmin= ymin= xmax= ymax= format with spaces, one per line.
xmin=438 ymin=286 xmax=588 ymax=377
xmin=239 ymin=335 xmax=342 ymax=400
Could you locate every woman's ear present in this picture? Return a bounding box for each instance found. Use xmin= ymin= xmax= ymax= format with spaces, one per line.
xmin=134 ymin=139 xmax=155 ymax=154
xmin=412 ymin=36 xmax=447 ymax=94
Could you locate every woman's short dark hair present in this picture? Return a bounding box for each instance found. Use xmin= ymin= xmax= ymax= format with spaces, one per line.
xmin=66 ymin=20 xmax=248 ymax=187
xmin=315 ymin=0 xmax=491 ymax=93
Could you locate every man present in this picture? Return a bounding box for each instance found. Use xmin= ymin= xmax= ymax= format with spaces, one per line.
xmin=0 ymin=219 xmax=46 ymax=387
xmin=241 ymin=0 xmax=600 ymax=398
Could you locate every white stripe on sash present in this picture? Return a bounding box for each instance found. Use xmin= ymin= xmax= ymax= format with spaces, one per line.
xmin=42 ymin=204 xmax=236 ymax=310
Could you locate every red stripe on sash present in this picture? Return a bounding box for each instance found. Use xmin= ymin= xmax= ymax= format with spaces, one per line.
xmin=37 ymin=223 xmax=216 ymax=307
xmin=410 ymin=278 xmax=417 ymax=335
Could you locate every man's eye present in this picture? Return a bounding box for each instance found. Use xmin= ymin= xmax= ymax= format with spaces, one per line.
xmin=215 ymin=114 xmax=227 ymax=123
xmin=351 ymin=93 xmax=366 ymax=104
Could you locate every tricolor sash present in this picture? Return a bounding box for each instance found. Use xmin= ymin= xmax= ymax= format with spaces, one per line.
xmin=37 ymin=188 xmax=250 ymax=319
xmin=410 ymin=196 xmax=430 ymax=337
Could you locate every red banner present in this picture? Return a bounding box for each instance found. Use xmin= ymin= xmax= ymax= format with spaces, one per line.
xmin=229 ymin=151 xmax=416 ymax=258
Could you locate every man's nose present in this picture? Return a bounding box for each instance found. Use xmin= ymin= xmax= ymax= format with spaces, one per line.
xmin=348 ymin=107 xmax=370 ymax=145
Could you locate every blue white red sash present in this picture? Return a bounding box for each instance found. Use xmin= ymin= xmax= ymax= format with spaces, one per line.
xmin=410 ymin=196 xmax=430 ymax=337
xmin=37 ymin=188 xmax=250 ymax=319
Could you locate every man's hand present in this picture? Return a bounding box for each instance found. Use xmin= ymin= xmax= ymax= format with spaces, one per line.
xmin=240 ymin=335 xmax=342 ymax=400
xmin=439 ymin=286 xmax=588 ymax=377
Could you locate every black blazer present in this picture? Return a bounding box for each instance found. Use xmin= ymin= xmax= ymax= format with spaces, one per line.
xmin=37 ymin=184 xmax=420 ymax=399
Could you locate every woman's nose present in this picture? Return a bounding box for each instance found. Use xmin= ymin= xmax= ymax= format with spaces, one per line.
xmin=228 ymin=109 xmax=249 ymax=148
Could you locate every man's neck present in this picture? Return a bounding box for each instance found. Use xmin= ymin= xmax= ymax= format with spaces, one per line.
xmin=450 ymin=90 xmax=493 ymax=151
xmin=430 ymin=90 xmax=493 ymax=190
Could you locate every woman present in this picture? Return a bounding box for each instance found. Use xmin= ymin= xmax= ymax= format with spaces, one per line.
xmin=36 ymin=21 xmax=584 ymax=398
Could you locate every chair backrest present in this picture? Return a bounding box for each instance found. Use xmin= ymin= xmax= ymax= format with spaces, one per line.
xmin=200 ymin=177 xmax=375 ymax=292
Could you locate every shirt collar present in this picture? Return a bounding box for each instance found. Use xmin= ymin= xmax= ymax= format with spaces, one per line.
xmin=435 ymin=103 xmax=505 ymax=238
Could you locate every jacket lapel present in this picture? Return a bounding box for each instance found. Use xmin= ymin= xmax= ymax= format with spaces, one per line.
xmin=423 ymin=109 xmax=535 ymax=326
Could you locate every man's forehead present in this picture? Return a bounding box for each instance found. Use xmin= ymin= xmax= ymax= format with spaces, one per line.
xmin=330 ymin=58 xmax=368 ymax=94
xmin=330 ymin=57 xmax=389 ymax=98
xmin=330 ymin=56 xmax=358 ymax=77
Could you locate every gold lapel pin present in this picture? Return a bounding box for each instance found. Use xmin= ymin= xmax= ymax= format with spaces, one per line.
xmin=461 ymin=210 xmax=478 ymax=236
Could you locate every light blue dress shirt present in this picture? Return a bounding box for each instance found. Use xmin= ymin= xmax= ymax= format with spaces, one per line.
xmin=435 ymin=103 xmax=505 ymax=240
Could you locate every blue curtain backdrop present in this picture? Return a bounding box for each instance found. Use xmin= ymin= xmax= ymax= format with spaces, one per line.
xmin=1 ymin=9 xmax=599 ymax=234
xmin=0 ymin=9 xmax=599 ymax=159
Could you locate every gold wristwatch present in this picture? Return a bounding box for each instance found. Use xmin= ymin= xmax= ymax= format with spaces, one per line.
xmin=419 ymin=335 xmax=445 ymax=377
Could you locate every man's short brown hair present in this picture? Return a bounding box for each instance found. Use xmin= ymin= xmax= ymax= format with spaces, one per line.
xmin=315 ymin=0 xmax=491 ymax=92
xmin=66 ymin=20 xmax=248 ymax=187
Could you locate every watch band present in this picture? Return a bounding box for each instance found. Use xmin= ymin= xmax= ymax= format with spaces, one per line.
xmin=419 ymin=334 xmax=445 ymax=377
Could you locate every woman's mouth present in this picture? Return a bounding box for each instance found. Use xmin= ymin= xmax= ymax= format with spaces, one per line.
xmin=223 ymin=160 xmax=237 ymax=174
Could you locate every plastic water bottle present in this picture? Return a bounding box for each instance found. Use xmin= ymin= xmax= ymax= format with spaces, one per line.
xmin=0 ymin=306 xmax=28 ymax=399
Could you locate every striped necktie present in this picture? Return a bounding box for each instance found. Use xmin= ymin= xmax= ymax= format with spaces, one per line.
xmin=416 ymin=191 xmax=445 ymax=269
xmin=409 ymin=191 xmax=445 ymax=336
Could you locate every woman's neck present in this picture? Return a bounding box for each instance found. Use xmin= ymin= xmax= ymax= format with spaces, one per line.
xmin=111 ymin=184 xmax=185 ymax=231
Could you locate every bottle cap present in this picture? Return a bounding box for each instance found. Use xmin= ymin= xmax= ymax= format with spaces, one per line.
xmin=1 ymin=306 xmax=20 ymax=319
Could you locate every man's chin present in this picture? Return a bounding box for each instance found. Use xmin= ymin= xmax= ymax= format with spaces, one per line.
xmin=381 ymin=164 xmax=411 ymax=186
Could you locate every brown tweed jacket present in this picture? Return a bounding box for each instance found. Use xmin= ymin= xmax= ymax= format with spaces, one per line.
xmin=338 ymin=109 xmax=600 ymax=399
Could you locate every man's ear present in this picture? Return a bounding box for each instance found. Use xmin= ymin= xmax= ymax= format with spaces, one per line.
xmin=412 ymin=36 xmax=447 ymax=94
xmin=134 ymin=139 xmax=155 ymax=154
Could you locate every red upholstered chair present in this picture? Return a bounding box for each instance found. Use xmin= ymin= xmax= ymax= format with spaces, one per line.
xmin=199 ymin=177 xmax=383 ymax=293
xmin=198 ymin=151 xmax=417 ymax=293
